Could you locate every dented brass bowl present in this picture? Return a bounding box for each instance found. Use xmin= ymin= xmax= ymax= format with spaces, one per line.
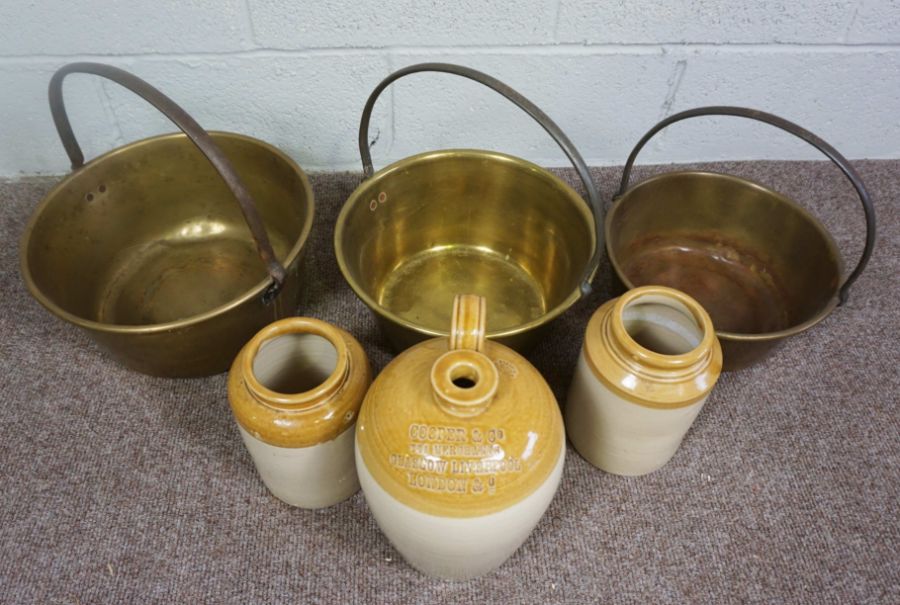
xmin=20 ymin=63 xmax=314 ymax=377
xmin=607 ymin=107 xmax=876 ymax=370
xmin=335 ymin=63 xmax=602 ymax=352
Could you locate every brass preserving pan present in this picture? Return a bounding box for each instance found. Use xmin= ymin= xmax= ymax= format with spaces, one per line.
xmin=335 ymin=63 xmax=602 ymax=352
xmin=606 ymin=107 xmax=876 ymax=370
xmin=20 ymin=63 xmax=314 ymax=377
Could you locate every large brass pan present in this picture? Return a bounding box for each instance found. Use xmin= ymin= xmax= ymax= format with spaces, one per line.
xmin=607 ymin=107 xmax=876 ymax=370
xmin=20 ymin=63 xmax=314 ymax=377
xmin=335 ymin=63 xmax=602 ymax=352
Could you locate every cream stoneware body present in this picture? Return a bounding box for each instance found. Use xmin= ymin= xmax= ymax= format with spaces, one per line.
xmin=355 ymin=295 xmax=565 ymax=579
xmin=566 ymin=286 xmax=722 ymax=476
xmin=228 ymin=317 xmax=372 ymax=508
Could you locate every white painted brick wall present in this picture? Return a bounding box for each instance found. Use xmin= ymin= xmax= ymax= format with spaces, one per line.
xmin=0 ymin=1 xmax=898 ymax=178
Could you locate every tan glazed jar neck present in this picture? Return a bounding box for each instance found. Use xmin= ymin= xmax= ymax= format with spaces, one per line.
xmin=585 ymin=286 xmax=722 ymax=408
xmin=604 ymin=288 xmax=715 ymax=380
xmin=429 ymin=295 xmax=499 ymax=417
xmin=241 ymin=319 xmax=351 ymax=411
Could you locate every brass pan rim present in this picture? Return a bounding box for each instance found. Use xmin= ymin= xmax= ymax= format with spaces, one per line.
xmin=334 ymin=148 xmax=596 ymax=340
xmin=605 ymin=169 xmax=844 ymax=342
xmin=20 ymin=130 xmax=315 ymax=335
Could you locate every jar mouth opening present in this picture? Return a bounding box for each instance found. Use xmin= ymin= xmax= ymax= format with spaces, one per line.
xmin=449 ymin=361 xmax=481 ymax=390
xmin=242 ymin=318 xmax=349 ymax=407
xmin=253 ymin=333 xmax=338 ymax=393
xmin=612 ymin=286 xmax=716 ymax=369
xmin=430 ymin=349 xmax=499 ymax=417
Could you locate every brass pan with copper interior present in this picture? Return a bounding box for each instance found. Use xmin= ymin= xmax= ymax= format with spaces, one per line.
xmin=606 ymin=106 xmax=876 ymax=370
xmin=335 ymin=63 xmax=602 ymax=352
xmin=20 ymin=63 xmax=314 ymax=377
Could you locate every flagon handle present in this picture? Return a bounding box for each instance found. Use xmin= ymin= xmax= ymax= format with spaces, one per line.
xmin=48 ymin=62 xmax=287 ymax=304
xmin=615 ymin=106 xmax=876 ymax=305
xmin=357 ymin=62 xmax=603 ymax=295
xmin=449 ymin=294 xmax=487 ymax=353
xmin=432 ymin=294 xmax=498 ymax=418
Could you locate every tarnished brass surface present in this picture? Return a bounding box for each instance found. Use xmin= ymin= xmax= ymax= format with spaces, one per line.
xmin=606 ymin=171 xmax=843 ymax=370
xmin=335 ymin=150 xmax=595 ymax=351
xmin=20 ymin=132 xmax=314 ymax=376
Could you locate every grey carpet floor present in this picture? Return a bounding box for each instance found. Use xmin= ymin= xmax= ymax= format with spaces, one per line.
xmin=1 ymin=161 xmax=897 ymax=604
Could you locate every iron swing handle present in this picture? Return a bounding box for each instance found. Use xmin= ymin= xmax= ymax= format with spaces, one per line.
xmin=48 ymin=62 xmax=287 ymax=304
xmin=357 ymin=62 xmax=604 ymax=296
xmin=615 ymin=106 xmax=876 ymax=305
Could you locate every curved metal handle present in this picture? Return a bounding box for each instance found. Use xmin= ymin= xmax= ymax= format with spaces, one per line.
xmin=616 ymin=106 xmax=876 ymax=305
xmin=358 ymin=62 xmax=603 ymax=295
xmin=48 ymin=62 xmax=286 ymax=303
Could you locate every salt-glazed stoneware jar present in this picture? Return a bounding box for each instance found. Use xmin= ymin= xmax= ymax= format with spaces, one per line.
xmin=355 ymin=294 xmax=565 ymax=579
xmin=228 ymin=317 xmax=372 ymax=508
xmin=566 ymin=286 xmax=722 ymax=476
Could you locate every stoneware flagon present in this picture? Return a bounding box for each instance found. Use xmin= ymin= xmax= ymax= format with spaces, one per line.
xmin=566 ymin=286 xmax=722 ymax=476
xmin=355 ymin=295 xmax=565 ymax=579
xmin=228 ymin=317 xmax=372 ymax=508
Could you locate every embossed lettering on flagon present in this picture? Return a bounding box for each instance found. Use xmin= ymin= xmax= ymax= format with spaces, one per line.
xmin=389 ymin=423 xmax=524 ymax=496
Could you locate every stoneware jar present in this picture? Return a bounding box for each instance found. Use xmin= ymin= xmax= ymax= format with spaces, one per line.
xmin=355 ymin=295 xmax=565 ymax=579
xmin=228 ymin=317 xmax=372 ymax=508
xmin=566 ymin=285 xmax=722 ymax=476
